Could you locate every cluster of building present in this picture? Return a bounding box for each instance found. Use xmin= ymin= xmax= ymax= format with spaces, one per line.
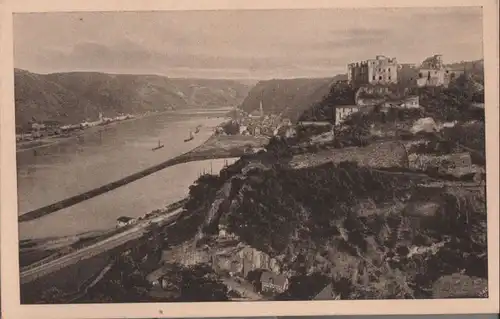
xmin=145 ymin=234 xmax=291 ymax=300
xmin=216 ymin=101 xmax=295 ymax=138
xmin=145 ymin=227 xmax=343 ymax=300
xmin=347 ymin=54 xmax=465 ymax=89
xmin=116 ymin=216 xmax=137 ymax=227
xmin=334 ymin=93 xmax=421 ymax=127
xmin=216 ymin=54 xmax=471 ymax=140
xmin=333 ymin=54 xmax=465 ymax=126
xmin=16 ymin=112 xmax=136 ymax=143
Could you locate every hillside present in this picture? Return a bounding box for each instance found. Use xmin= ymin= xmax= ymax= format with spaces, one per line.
xmin=176 ymin=73 xmax=486 ymax=300
xmin=14 ymin=69 xmax=252 ymax=129
xmin=181 ymin=141 xmax=486 ymax=300
xmin=239 ymin=74 xmax=348 ymax=122
xmin=32 ymin=69 xmax=487 ymax=303
xmin=445 ymin=59 xmax=484 ymax=84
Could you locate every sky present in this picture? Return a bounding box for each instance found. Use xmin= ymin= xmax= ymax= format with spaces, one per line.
xmin=13 ymin=7 xmax=483 ymax=79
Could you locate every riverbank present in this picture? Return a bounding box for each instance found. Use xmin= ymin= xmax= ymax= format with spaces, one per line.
xmin=17 ymin=114 xmax=149 ymax=153
xmin=17 ymin=136 xmax=266 ymax=266
xmin=182 ymin=134 xmax=269 ymax=159
xmin=16 ymin=108 xmax=232 ymax=153
xmin=19 ymin=230 xmax=110 ymax=268
xmin=17 ymin=109 xmax=233 ymax=214
xmin=18 ymin=134 xmax=267 ymax=223
xmin=19 ymin=199 xmax=187 ymax=268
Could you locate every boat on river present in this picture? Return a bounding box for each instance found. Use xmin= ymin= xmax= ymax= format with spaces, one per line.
xmin=184 ymin=131 xmax=194 ymax=142
xmin=152 ymin=140 xmax=164 ymax=151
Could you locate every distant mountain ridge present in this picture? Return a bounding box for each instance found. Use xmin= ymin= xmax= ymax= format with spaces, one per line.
xmin=239 ymin=74 xmax=348 ymax=122
xmin=14 ymin=69 xmax=252 ymax=129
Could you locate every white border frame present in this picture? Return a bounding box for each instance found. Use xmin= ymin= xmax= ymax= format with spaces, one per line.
xmin=1 ymin=1 xmax=499 ymax=318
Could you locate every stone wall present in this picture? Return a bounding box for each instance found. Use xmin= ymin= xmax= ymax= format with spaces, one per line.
xmin=408 ymin=152 xmax=472 ymax=171
xmin=290 ymin=141 xmax=409 ymax=170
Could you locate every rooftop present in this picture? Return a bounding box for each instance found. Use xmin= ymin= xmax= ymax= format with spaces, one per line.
xmin=298 ymin=121 xmax=332 ymax=126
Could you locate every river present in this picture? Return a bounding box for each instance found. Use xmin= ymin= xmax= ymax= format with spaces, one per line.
xmin=17 ymin=109 xmax=238 ymax=240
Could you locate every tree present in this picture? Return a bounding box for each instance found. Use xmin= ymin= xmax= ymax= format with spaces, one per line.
xmin=222 ymin=120 xmax=240 ymax=135
xmin=160 ymin=263 xmax=229 ymax=302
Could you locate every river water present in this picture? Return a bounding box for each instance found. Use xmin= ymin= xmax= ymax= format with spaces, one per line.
xmin=17 ymin=110 xmax=238 ymax=240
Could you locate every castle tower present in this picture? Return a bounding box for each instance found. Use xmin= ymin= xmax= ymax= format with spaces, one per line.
xmin=434 ymin=55 xmax=443 ymax=68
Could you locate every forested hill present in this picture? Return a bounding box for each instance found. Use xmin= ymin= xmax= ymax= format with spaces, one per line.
xmin=445 ymin=59 xmax=484 ymax=84
xmin=238 ymin=74 xmax=348 ymax=122
xmin=14 ymin=69 xmax=252 ymax=129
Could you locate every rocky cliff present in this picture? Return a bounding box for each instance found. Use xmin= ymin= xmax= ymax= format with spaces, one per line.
xmin=164 ymin=241 xmax=282 ymax=277
xmin=183 ymin=138 xmax=487 ymax=298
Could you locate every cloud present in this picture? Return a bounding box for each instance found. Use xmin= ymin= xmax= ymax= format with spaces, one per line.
xmin=13 ymin=8 xmax=483 ymax=79
xmin=310 ymin=28 xmax=392 ymax=50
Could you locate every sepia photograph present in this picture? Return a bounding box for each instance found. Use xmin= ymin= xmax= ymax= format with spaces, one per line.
xmin=0 ymin=0 xmax=499 ymax=318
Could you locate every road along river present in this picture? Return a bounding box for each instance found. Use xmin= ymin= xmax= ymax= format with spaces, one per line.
xmin=20 ymin=206 xmax=184 ymax=284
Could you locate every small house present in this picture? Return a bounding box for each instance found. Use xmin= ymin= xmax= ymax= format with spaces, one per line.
xmin=218 ymin=224 xmax=237 ymax=239
xmin=282 ymin=118 xmax=292 ymax=126
xmin=116 ymin=216 xmax=135 ymax=227
xmin=249 ymin=109 xmax=262 ymax=118
xmin=284 ymin=127 xmax=297 ymax=138
xmin=297 ymin=121 xmax=331 ymax=127
xmin=384 ymin=96 xmax=420 ymax=109
xmin=215 ymin=126 xmax=225 ymax=135
xmin=212 ymin=254 xmax=241 ymax=276
xmin=31 ymin=122 xmax=47 ymax=138
xmin=401 ymin=95 xmax=420 ymax=108
xmin=31 ymin=122 xmax=46 ymax=131
xmin=219 ymin=227 xmax=228 ymax=238
xmin=254 ymin=126 xmax=261 ymax=136
xmin=43 ymin=120 xmax=62 ymax=129
xmin=273 ymin=125 xmax=297 ymax=138
xmin=335 ymin=105 xmax=360 ymax=125
xmin=239 ymin=125 xmax=248 ymax=135
xmin=259 ymin=271 xmax=289 ymax=294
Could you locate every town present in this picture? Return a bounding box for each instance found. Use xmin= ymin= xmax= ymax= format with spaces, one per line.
xmin=15 ymin=112 xmax=139 ymax=145
xmin=214 ymin=54 xmax=483 ymax=140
